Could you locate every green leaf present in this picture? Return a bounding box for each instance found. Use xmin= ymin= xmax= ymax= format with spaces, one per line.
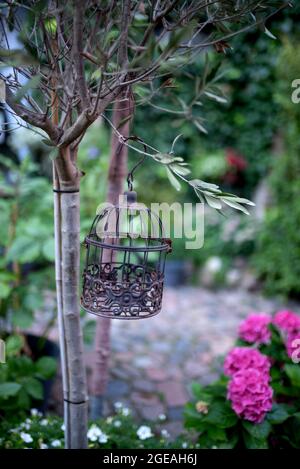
xmin=170 ymin=163 xmax=191 ymax=176
xmin=0 ymin=281 xmax=12 ymax=299
xmin=6 ymin=334 xmax=24 ymax=357
xmin=190 ymin=382 xmax=204 ymax=399
xmin=243 ymin=431 xmax=268 ymax=449
xmin=204 ymin=401 xmax=238 ymax=428
xmin=222 ymin=198 xmax=250 ymax=215
xmin=17 ymin=387 xmax=31 ymax=409
xmin=284 ymin=364 xmax=300 ymax=387
xmin=45 ymin=17 xmax=57 ymax=35
xmin=204 ymin=194 xmax=222 ymax=210
xmin=207 ymin=425 xmax=227 ymax=441
xmin=267 ymin=403 xmax=290 ymax=424
xmin=222 ymin=196 xmax=255 ymax=206
xmin=154 ymin=152 xmax=183 ymax=164
xmin=243 ymin=419 xmax=271 ymax=439
xmin=35 ymin=356 xmax=57 ymax=379
xmin=204 ymin=91 xmax=227 ymax=104
xmin=166 ymin=167 xmax=181 ymax=191
xmin=12 ymin=310 xmax=33 ymax=329
xmin=0 ymin=382 xmax=21 ymax=398
xmin=24 ymin=377 xmax=43 ymax=400
xmin=193 ymin=119 xmax=208 ymax=134
xmin=189 ymin=179 xmax=220 ymax=192
xmin=264 ymin=26 xmax=277 ymax=40
xmin=6 ymin=236 xmax=41 ymax=263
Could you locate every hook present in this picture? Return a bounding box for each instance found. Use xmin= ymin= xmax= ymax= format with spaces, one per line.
xmin=122 ymin=135 xmax=148 ymax=191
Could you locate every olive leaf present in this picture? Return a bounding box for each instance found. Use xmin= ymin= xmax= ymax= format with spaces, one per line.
xmin=166 ymin=167 xmax=181 ymax=191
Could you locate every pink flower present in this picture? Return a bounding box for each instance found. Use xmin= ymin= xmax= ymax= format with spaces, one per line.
xmin=273 ymin=310 xmax=300 ymax=333
xmin=227 ymin=368 xmax=273 ymax=423
xmin=238 ymin=313 xmax=272 ymax=344
xmin=224 ymin=347 xmax=271 ymax=378
xmin=286 ymin=331 xmax=300 ymax=361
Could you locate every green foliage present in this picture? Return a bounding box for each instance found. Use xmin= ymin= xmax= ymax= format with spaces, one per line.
xmin=0 ymin=154 xmax=55 ymax=330
xmin=253 ymin=40 xmax=300 ymax=298
xmin=0 ymin=407 xmax=193 ymax=449
xmin=0 ymin=339 xmax=56 ymax=417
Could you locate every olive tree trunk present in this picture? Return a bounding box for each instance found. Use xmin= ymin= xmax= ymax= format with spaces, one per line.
xmin=90 ymin=91 xmax=133 ymax=418
xmin=53 ymin=147 xmax=88 ymax=448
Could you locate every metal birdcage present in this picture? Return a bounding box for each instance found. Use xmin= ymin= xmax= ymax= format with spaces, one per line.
xmin=81 ymin=189 xmax=172 ymax=320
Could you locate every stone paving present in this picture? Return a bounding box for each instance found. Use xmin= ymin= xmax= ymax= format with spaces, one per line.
xmin=42 ymin=286 xmax=300 ymax=436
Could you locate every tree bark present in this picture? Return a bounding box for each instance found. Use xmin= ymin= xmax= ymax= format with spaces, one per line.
xmin=90 ymin=90 xmax=134 ymax=418
xmin=53 ymin=147 xmax=88 ymax=448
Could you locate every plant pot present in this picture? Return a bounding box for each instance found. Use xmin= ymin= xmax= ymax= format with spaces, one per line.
xmin=25 ymin=334 xmax=59 ymax=413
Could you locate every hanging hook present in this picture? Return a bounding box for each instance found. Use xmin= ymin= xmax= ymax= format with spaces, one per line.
xmin=122 ymin=135 xmax=148 ymax=191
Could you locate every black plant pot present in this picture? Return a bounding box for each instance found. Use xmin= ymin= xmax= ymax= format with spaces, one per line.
xmin=26 ymin=334 xmax=59 ymax=413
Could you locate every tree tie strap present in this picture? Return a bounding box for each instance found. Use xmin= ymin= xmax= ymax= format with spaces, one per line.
xmin=63 ymin=398 xmax=87 ymax=405
xmin=53 ymin=189 xmax=80 ymax=193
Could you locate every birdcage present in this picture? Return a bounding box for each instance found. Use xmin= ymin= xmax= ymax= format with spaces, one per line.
xmin=81 ymin=190 xmax=172 ymax=320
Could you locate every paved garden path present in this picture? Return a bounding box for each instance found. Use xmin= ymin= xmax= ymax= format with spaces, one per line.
xmin=46 ymin=287 xmax=299 ymax=436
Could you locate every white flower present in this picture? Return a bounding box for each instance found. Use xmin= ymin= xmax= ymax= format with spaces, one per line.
xmin=40 ymin=419 xmax=48 ymax=426
xmin=40 ymin=443 xmax=48 ymax=449
xmin=206 ymin=256 xmax=222 ymax=273
xmin=98 ymin=433 xmax=108 ymax=444
xmin=158 ymin=414 xmax=166 ymax=421
xmin=137 ymin=426 xmax=153 ymax=440
xmin=113 ymin=420 xmax=121 ymax=428
xmin=51 ymin=440 xmax=61 ymax=448
xmin=114 ymin=402 xmax=123 ymax=410
xmin=20 ymin=421 xmax=31 ymax=430
xmin=182 ymin=442 xmax=188 ymax=448
xmin=61 ymin=424 xmax=65 ymax=431
xmin=122 ymin=407 xmax=130 ymax=416
xmin=87 ymin=424 xmax=102 ymax=442
xmin=106 ymin=417 xmax=113 ymax=424
xmin=87 ymin=424 xmax=109 ymax=444
xmin=161 ymin=429 xmax=170 ymax=438
xmin=30 ymin=409 xmax=41 ymax=417
xmin=20 ymin=432 xmax=33 ymax=444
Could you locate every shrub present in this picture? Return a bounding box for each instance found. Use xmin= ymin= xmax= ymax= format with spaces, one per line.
xmin=185 ymin=311 xmax=300 ymax=448
xmin=253 ymin=41 xmax=300 ymax=298
xmin=0 ymin=334 xmax=56 ymax=419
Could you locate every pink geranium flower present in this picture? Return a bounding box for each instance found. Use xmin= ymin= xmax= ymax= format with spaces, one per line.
xmin=227 ymin=368 xmax=273 ymax=424
xmin=224 ymin=347 xmax=271 ymax=378
xmin=273 ymin=310 xmax=300 ymax=333
xmin=238 ymin=313 xmax=272 ymax=344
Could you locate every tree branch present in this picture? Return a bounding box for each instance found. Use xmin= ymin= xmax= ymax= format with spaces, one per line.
xmin=73 ymin=0 xmax=89 ymax=110
xmin=118 ymin=0 xmax=131 ymax=67
xmin=5 ymin=84 xmax=60 ymax=142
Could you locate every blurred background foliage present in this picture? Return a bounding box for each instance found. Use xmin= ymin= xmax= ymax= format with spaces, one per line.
xmin=1 ymin=4 xmax=300 ymax=418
